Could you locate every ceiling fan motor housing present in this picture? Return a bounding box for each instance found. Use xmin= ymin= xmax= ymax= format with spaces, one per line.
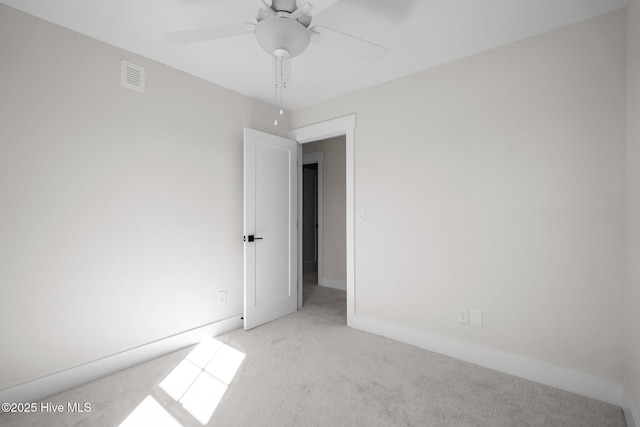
xmin=271 ymin=0 xmax=297 ymax=13
xmin=255 ymin=17 xmax=310 ymax=58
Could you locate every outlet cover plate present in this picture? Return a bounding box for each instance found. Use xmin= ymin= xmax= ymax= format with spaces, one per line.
xmin=457 ymin=307 xmax=469 ymax=324
xmin=470 ymin=309 xmax=483 ymax=327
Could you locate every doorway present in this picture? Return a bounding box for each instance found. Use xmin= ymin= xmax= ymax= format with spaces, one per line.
xmin=302 ymin=162 xmax=319 ymax=280
xmin=290 ymin=114 xmax=356 ymax=325
xmin=302 ymin=151 xmax=323 ymax=289
xmin=300 ymin=136 xmax=346 ymax=300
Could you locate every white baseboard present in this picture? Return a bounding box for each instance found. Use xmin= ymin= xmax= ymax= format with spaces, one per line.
xmin=350 ymin=314 xmax=627 ymax=408
xmin=624 ymin=385 xmax=640 ymax=427
xmin=0 ymin=315 xmax=243 ymax=404
xmin=319 ymin=277 xmax=346 ymax=291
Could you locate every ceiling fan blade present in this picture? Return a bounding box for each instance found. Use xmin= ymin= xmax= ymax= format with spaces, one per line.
xmin=290 ymin=2 xmax=313 ymax=20
xmin=327 ymin=0 xmax=416 ymax=24
xmin=256 ymin=0 xmax=277 ymax=17
xmin=309 ymin=25 xmax=388 ymax=61
xmin=306 ymin=0 xmax=341 ymax=16
xmin=165 ymin=22 xmax=255 ymax=44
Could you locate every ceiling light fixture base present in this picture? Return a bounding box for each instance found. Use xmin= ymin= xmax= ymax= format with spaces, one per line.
xmin=255 ymin=17 xmax=310 ymax=58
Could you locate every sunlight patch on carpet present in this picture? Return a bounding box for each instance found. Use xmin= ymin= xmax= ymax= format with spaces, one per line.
xmin=158 ymin=335 xmax=246 ymax=424
xmin=119 ymin=396 xmax=182 ymax=427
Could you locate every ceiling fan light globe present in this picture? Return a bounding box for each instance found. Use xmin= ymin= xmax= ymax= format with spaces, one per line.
xmin=255 ymin=17 xmax=310 ymax=58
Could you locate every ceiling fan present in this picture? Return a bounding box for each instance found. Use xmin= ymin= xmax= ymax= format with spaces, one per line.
xmin=165 ymin=0 xmax=389 ymax=62
xmin=165 ymin=0 xmax=393 ymax=122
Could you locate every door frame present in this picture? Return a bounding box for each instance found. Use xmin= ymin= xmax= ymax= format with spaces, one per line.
xmin=302 ymin=152 xmax=323 ymax=283
xmin=289 ymin=114 xmax=355 ymax=326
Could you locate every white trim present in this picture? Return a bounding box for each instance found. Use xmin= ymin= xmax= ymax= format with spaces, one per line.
xmin=625 ymin=385 xmax=640 ymax=427
xmin=289 ymin=115 xmax=356 ymax=144
xmin=0 ymin=315 xmax=243 ymax=404
xmin=350 ymin=314 xmax=628 ymax=407
xmin=302 ymin=152 xmax=324 ymax=164
xmin=290 ymin=114 xmax=356 ymax=324
xmin=319 ymin=277 xmax=346 ymax=291
xmin=302 ymin=152 xmax=324 ymax=283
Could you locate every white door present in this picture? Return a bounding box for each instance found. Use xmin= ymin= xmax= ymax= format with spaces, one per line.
xmin=243 ymin=128 xmax=298 ymax=330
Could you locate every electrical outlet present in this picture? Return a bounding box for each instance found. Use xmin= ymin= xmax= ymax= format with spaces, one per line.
xmin=218 ymin=291 xmax=227 ymax=304
xmin=470 ymin=309 xmax=483 ymax=327
xmin=457 ymin=307 xmax=469 ymax=324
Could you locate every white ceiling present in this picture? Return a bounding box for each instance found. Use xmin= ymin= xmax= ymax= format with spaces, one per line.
xmin=0 ymin=0 xmax=627 ymax=109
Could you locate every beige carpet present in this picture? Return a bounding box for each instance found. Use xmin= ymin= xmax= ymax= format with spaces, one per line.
xmin=0 ymin=283 xmax=626 ymax=426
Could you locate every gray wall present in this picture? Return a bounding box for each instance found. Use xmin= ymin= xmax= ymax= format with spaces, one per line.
xmin=0 ymin=4 xmax=288 ymax=390
xmin=626 ymin=0 xmax=640 ymax=415
xmin=292 ymin=10 xmax=627 ymax=382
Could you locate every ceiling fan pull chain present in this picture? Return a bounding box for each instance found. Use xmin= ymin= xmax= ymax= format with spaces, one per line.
xmin=274 ymin=82 xmax=279 ymax=126
xmin=274 ymin=54 xmax=286 ymax=126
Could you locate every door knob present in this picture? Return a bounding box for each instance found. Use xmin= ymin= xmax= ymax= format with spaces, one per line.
xmin=244 ymin=235 xmax=263 ymax=242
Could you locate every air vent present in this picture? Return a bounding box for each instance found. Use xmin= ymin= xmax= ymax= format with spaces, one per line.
xmin=120 ymin=60 xmax=145 ymax=93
